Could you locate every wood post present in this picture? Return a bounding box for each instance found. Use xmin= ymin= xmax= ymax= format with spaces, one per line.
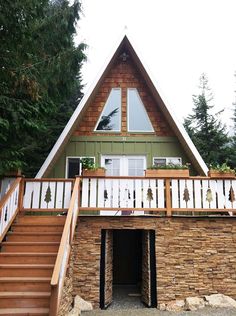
xmin=49 ymin=285 xmax=59 ymax=316
xmin=165 ymin=179 xmax=172 ymax=216
xmin=18 ymin=177 xmax=25 ymax=212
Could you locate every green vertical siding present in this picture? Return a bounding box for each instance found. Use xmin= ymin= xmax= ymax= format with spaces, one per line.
xmin=47 ymin=135 xmax=194 ymax=178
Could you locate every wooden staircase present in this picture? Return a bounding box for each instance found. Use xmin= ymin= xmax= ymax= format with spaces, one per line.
xmin=0 ymin=214 xmax=66 ymax=316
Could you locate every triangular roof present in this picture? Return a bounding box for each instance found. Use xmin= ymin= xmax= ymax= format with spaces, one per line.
xmin=36 ymin=33 xmax=208 ymax=178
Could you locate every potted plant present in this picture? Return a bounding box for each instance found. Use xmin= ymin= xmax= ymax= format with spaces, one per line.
xmin=145 ymin=163 xmax=190 ymax=178
xmin=208 ymin=162 xmax=235 ymax=178
xmin=81 ymin=158 xmax=106 ymax=177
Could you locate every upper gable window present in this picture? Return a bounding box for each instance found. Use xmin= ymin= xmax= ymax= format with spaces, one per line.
xmin=127 ymin=88 xmax=154 ymax=132
xmin=95 ymin=88 xmax=121 ymax=132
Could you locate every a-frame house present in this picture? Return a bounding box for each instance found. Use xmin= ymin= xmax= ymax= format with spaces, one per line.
xmin=0 ymin=34 xmax=236 ymax=316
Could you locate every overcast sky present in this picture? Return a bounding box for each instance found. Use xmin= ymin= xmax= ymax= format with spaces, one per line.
xmin=76 ymin=0 xmax=236 ymax=131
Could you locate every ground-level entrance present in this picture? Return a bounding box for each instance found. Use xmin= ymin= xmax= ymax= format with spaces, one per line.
xmin=100 ymin=229 xmax=157 ymax=309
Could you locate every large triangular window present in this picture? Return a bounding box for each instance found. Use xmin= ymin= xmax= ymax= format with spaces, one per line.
xmin=127 ymin=88 xmax=154 ymax=132
xmin=95 ymin=88 xmax=121 ymax=131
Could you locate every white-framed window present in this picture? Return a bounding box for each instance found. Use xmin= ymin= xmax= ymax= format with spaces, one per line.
xmin=66 ymin=156 xmax=95 ymax=178
xmin=94 ymin=88 xmax=121 ymax=132
xmin=127 ymin=88 xmax=154 ymax=132
xmin=153 ymin=157 xmax=182 ymax=167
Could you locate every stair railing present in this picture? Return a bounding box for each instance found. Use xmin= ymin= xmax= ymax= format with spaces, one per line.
xmin=49 ymin=176 xmax=80 ymax=316
xmin=0 ymin=177 xmax=24 ymax=243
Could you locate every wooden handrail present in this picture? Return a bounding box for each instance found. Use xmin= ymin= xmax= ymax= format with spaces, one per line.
xmin=25 ymin=178 xmax=74 ymax=182
xmin=49 ymin=177 xmax=80 ymax=316
xmin=81 ymin=175 xmax=236 ymax=180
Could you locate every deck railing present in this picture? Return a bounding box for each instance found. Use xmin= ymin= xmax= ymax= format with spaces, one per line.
xmin=80 ymin=176 xmax=236 ymax=215
xmin=0 ymin=177 xmax=16 ymax=199
xmin=0 ymin=177 xmax=23 ymax=242
xmin=23 ymin=178 xmax=74 ymax=211
xmin=49 ymin=177 xmax=80 ymax=316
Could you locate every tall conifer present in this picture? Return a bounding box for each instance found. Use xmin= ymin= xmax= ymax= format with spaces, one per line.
xmin=0 ymin=0 xmax=86 ymax=176
xmin=184 ymin=74 xmax=229 ymax=165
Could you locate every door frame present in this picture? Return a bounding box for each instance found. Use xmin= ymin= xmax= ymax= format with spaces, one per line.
xmin=100 ymin=230 xmax=106 ymax=309
xmin=150 ymin=230 xmax=157 ymax=307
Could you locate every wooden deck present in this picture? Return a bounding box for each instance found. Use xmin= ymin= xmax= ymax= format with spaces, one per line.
xmin=0 ymin=175 xmax=235 ymax=315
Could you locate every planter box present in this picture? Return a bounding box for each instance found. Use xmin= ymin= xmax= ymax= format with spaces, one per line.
xmin=208 ymin=170 xmax=235 ymax=178
xmin=82 ymin=168 xmax=106 ymax=177
xmin=145 ymin=169 xmax=189 ymax=178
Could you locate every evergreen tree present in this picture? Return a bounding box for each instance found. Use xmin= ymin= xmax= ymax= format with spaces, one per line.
xmin=184 ymin=74 xmax=229 ymax=166
xmin=0 ymin=0 xmax=86 ymax=176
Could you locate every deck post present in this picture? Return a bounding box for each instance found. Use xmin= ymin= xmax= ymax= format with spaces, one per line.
xmin=18 ymin=177 xmax=25 ymax=212
xmin=165 ymin=178 xmax=172 ymax=216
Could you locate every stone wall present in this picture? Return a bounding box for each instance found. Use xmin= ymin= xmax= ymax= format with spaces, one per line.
xmin=72 ymin=216 xmax=236 ymax=308
xmin=58 ymin=248 xmax=74 ymax=316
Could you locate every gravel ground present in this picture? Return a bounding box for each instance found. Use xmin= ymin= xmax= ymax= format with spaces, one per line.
xmin=83 ymin=307 xmax=236 ymax=316
xmin=82 ymin=286 xmax=236 ymax=315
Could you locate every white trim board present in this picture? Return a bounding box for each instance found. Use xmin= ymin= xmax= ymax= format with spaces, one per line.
xmin=36 ymin=32 xmax=208 ymax=178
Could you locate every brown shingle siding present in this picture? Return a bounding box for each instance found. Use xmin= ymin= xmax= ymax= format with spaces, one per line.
xmin=74 ymin=57 xmax=174 ymax=137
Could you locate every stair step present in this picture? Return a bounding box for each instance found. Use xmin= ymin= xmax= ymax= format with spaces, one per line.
xmin=0 ymin=277 xmax=51 ymax=292
xmin=0 ymin=292 xmax=50 ymax=308
xmin=24 ymin=209 xmax=68 ymax=213
xmin=7 ymin=232 xmax=62 ymax=242
xmin=1 ymin=242 xmax=60 ymax=252
xmin=0 ymin=264 xmax=54 ymax=277
xmin=0 ymin=253 xmax=57 ymax=264
xmin=16 ymin=216 xmax=66 ymax=225
xmin=11 ymin=224 xmax=64 ymax=232
xmin=0 ymin=307 xmax=49 ymax=315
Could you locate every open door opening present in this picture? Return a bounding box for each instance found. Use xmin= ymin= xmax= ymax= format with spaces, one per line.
xmin=100 ymin=229 xmax=157 ymax=309
xmin=112 ymin=229 xmax=143 ymax=308
xmin=113 ymin=229 xmax=142 ymax=286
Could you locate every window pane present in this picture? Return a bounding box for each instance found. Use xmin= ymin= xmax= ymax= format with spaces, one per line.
xmin=96 ymin=88 xmax=121 ymax=131
xmin=128 ymin=89 xmax=154 ymax=132
xmin=105 ymin=158 xmax=120 ymax=176
xmin=136 ymin=159 xmax=143 ymax=169
xmin=128 ymin=159 xmax=136 ymax=169
xmin=128 ymin=158 xmax=145 ymax=176
xmin=129 ymin=169 xmax=136 ymax=176
xmin=168 ymin=158 xmax=182 ymax=165
xmin=153 ymin=158 xmax=166 ymax=166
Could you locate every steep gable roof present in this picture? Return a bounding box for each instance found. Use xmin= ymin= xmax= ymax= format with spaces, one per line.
xmin=36 ymin=33 xmax=208 ymax=178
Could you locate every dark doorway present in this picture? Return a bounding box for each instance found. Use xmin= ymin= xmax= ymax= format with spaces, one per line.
xmin=100 ymin=229 xmax=157 ymax=309
xmin=113 ymin=229 xmax=142 ymax=285
xmin=111 ymin=229 xmax=144 ymax=309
